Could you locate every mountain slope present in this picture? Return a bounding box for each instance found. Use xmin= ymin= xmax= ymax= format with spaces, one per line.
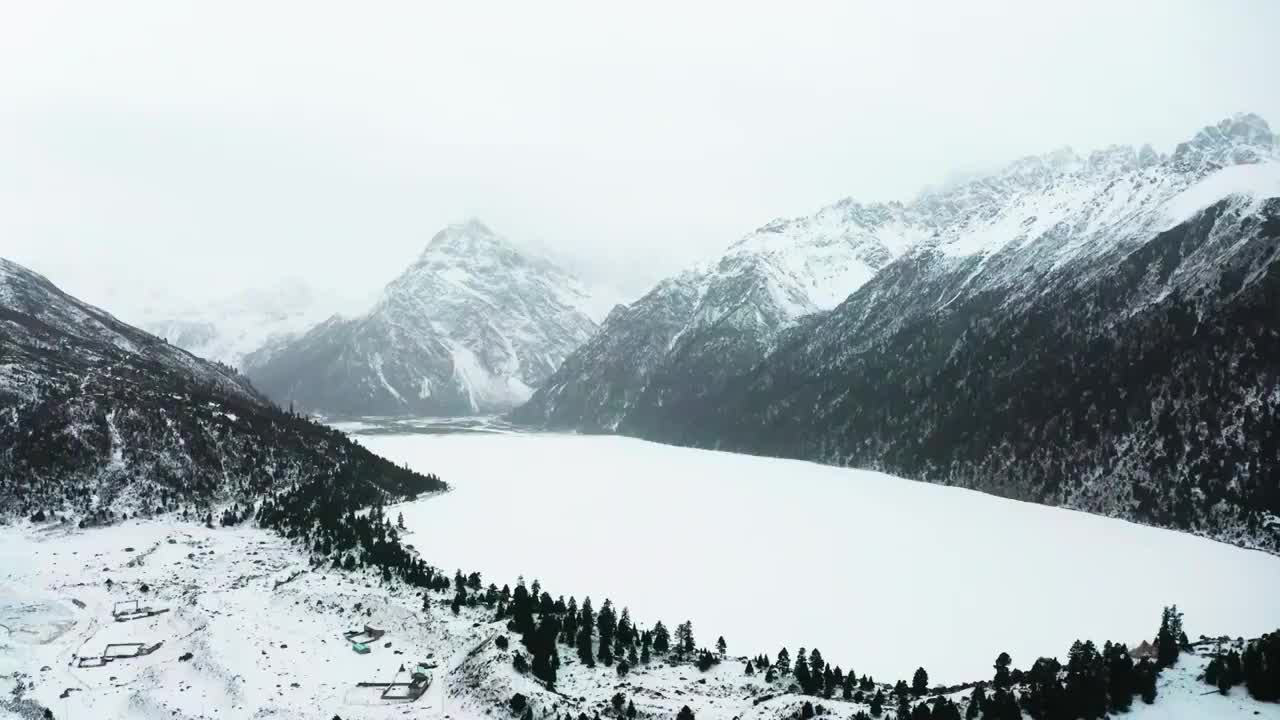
xmin=513 ymin=197 xmax=914 ymax=429
xmin=245 ymin=220 xmax=600 ymax=416
xmin=515 ymin=114 xmax=1280 ymax=551
xmin=0 ymin=257 xmax=443 ymax=522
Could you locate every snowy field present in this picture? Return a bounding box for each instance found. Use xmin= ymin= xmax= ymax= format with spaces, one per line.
xmin=4 ymin=520 xmax=1277 ymax=720
xmin=363 ymin=431 xmax=1280 ymax=685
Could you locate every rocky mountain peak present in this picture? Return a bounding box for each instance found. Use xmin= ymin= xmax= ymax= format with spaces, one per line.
xmin=1173 ymin=112 xmax=1276 ymax=171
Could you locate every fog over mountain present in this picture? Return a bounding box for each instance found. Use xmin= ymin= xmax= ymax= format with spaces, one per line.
xmin=4 ymin=2 xmax=1279 ymax=311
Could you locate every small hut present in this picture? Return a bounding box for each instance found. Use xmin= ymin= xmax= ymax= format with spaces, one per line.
xmin=1130 ymin=640 xmax=1158 ymax=661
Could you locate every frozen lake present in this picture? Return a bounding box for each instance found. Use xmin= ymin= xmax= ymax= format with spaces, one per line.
xmin=360 ymin=429 xmax=1280 ymax=684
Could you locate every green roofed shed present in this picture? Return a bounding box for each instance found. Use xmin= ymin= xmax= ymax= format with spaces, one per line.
xmin=351 ymin=642 xmax=370 ymax=654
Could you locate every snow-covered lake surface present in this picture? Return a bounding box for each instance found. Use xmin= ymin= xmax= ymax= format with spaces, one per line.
xmin=362 ymin=429 xmax=1280 ymax=685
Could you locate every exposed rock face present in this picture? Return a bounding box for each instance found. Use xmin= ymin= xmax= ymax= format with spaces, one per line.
xmin=246 ymin=220 xmax=601 ymax=416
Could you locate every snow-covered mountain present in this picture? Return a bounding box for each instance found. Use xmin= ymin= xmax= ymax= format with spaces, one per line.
xmin=135 ymin=279 xmax=337 ymax=370
xmin=245 ymin=220 xmax=603 ymax=416
xmin=0 ymin=257 xmax=443 ymax=522
xmin=514 ymin=113 xmax=1280 ymax=551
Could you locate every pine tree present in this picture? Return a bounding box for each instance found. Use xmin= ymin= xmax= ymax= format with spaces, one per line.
xmin=745 ymin=660 xmax=755 ymax=676
xmin=964 ymin=684 xmax=984 ymax=720
xmin=992 ymin=652 xmax=1012 ymax=691
xmin=912 ymin=667 xmax=929 ymax=698
xmin=809 ymin=648 xmax=825 ymax=694
xmin=576 ymin=625 xmax=593 ymax=666
xmin=653 ymin=621 xmax=670 ymax=654
xmin=1243 ymin=632 xmax=1280 ymax=701
xmin=794 ymin=648 xmax=811 ymax=693
xmin=869 ymin=691 xmax=884 ymax=718
xmin=1156 ymin=605 xmax=1183 ymax=669
xmin=627 ymin=701 xmax=637 ymax=720
xmin=675 ymin=621 xmax=695 ymax=658
xmin=676 ymin=706 xmax=695 ymax=720
xmin=777 ymin=647 xmax=791 ymax=676
xmin=1104 ymin=641 xmax=1134 ymax=711
xmin=1136 ymin=658 xmax=1158 ymax=704
xmin=716 ymin=636 xmax=727 ymax=656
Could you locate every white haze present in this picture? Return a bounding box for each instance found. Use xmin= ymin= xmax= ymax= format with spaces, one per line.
xmin=2 ymin=1 xmax=1279 ymax=315
xmin=365 ymin=432 xmax=1280 ymax=685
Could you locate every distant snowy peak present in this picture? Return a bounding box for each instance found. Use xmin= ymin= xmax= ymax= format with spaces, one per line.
xmin=140 ymin=279 xmax=338 ymax=370
xmin=246 ymin=220 xmax=602 ymax=416
xmin=392 ymin=219 xmax=610 ymax=324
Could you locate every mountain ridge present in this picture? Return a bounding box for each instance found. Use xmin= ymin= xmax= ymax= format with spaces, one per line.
xmin=513 ymin=113 xmax=1280 ymax=551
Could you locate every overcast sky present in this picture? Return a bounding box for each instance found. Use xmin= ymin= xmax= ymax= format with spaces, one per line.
xmin=3 ymin=1 xmax=1279 ymax=316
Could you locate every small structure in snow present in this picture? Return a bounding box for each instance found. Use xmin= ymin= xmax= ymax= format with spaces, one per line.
xmin=355 ymin=662 xmax=432 ymax=702
xmin=76 ymin=642 xmax=163 ymax=668
xmin=343 ymin=625 xmax=386 ymax=644
xmin=112 ymin=599 xmax=169 ymax=622
xmin=1130 ymin=640 xmax=1158 ymax=660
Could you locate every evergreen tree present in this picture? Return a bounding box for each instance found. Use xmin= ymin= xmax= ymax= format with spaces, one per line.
xmin=895 ymin=695 xmax=911 ymax=720
xmin=676 ymin=706 xmax=695 ymax=720
xmin=986 ymin=689 xmax=1020 ymax=720
xmin=653 ymin=621 xmax=671 ymax=654
xmin=801 ymin=701 xmax=815 ymax=720
xmin=1136 ymin=659 xmax=1158 ymax=704
xmin=777 ymin=648 xmax=791 ymax=676
xmin=1065 ymin=640 xmax=1107 ymax=719
xmin=893 ymin=679 xmax=909 ymax=701
xmin=716 ymin=636 xmax=727 ymax=656
xmin=577 ymin=623 xmax=595 ymax=667
xmin=697 ymin=649 xmax=716 ymax=672
xmin=932 ymin=698 xmax=962 ymax=720
xmin=964 ymin=684 xmax=984 ymax=720
xmin=619 ymin=608 xmax=634 ymax=645
xmin=1104 ymin=641 xmax=1134 ymax=711
xmin=794 ymin=648 xmax=811 ymax=693
xmin=809 ymin=648 xmax=825 ymax=694
xmin=745 ymin=660 xmax=755 ymax=676
xmin=627 ymin=701 xmax=637 ymax=720
xmin=869 ymin=691 xmax=884 ymax=718
xmin=911 ymin=667 xmax=928 ymax=698
xmin=1243 ymin=632 xmax=1280 ymax=701
xmin=1155 ymin=605 xmax=1183 ymax=669
xmin=992 ymin=652 xmax=1013 ymax=691
xmin=675 ymin=621 xmax=695 ymax=658
xmin=910 ymin=701 xmax=932 ymax=720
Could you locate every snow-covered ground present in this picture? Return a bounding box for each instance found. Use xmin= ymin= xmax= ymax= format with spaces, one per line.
xmin=361 ymin=432 xmax=1280 ymax=685
xmin=5 ymin=518 xmax=1278 ymax=720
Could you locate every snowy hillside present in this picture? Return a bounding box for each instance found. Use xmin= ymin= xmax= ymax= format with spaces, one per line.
xmin=136 ymin=279 xmax=339 ymax=370
xmin=4 ymin=498 xmax=1278 ymax=718
xmin=0 ymin=257 xmax=443 ymax=523
xmin=246 ymin=220 xmax=603 ymax=417
xmin=513 ymin=113 xmax=1280 ymax=553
